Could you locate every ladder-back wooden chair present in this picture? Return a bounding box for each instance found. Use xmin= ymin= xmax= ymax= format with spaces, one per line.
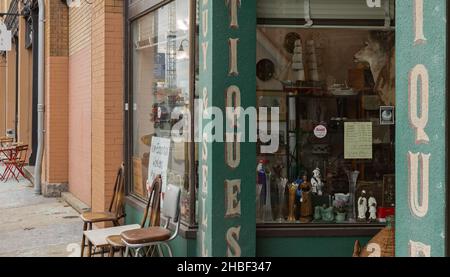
xmin=106 ymin=175 xmax=162 ymax=257
xmin=80 ymin=163 xmax=126 ymax=257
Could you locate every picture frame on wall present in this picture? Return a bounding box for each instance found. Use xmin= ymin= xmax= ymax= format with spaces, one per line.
xmin=380 ymin=106 xmax=395 ymax=125
xmin=257 ymin=91 xmax=287 ymax=121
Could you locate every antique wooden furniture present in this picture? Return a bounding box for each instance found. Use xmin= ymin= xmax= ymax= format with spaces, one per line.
xmin=0 ymin=137 xmax=13 ymax=147
xmin=105 ymin=175 xmax=162 ymax=257
xmin=121 ymin=183 xmax=181 ymax=257
xmin=83 ymin=175 xmax=162 ymax=257
xmin=80 ymin=163 xmax=126 ymax=257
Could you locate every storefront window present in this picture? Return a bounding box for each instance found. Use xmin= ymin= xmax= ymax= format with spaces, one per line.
xmin=256 ymin=0 xmax=395 ymax=225
xmin=129 ymin=0 xmax=193 ymax=223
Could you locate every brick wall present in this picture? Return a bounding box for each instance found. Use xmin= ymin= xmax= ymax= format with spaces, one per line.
xmin=43 ymin=0 xmax=69 ymax=187
xmin=91 ymin=0 xmax=124 ymax=212
xmin=68 ymin=0 xmax=92 ymax=206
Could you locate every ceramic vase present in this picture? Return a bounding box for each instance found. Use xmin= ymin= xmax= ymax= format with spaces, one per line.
xmin=346 ymin=170 xmax=360 ymax=222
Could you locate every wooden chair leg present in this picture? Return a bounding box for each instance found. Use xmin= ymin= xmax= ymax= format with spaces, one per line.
xmin=80 ymin=222 xmax=87 ymax=257
xmin=87 ymin=223 xmax=93 ymax=257
xmin=109 ymin=246 xmax=115 ymax=257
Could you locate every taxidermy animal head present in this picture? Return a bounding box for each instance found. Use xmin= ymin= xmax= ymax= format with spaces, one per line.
xmin=354 ymin=31 xmax=395 ymax=106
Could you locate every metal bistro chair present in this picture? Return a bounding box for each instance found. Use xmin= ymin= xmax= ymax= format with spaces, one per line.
xmin=2 ymin=145 xmax=28 ymax=182
xmin=80 ymin=163 xmax=126 ymax=257
xmin=121 ymin=184 xmax=181 ymax=257
xmin=105 ymin=175 xmax=163 ymax=257
xmin=0 ymin=137 xmax=13 ymax=147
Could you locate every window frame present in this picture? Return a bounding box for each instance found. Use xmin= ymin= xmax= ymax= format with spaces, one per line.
xmin=124 ymin=0 xmax=197 ymax=228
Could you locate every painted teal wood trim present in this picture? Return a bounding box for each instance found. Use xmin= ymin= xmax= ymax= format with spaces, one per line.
xmin=396 ymin=0 xmax=447 ymax=257
xmin=197 ymin=0 xmax=257 ymax=257
xmin=256 ymin=237 xmax=371 ymax=257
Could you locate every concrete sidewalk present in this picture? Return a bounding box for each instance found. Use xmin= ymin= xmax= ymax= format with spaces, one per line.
xmin=0 ymin=169 xmax=82 ymax=257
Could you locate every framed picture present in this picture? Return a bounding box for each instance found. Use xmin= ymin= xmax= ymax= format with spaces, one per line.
xmin=257 ymin=91 xmax=287 ymax=121
xmin=380 ymin=106 xmax=395 ymax=125
xmin=382 ymin=174 xmax=395 ymax=207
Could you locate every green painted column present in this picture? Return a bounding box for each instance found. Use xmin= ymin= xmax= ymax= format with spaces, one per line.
xmin=197 ymin=0 xmax=257 ymax=257
xmin=396 ymin=0 xmax=447 ymax=257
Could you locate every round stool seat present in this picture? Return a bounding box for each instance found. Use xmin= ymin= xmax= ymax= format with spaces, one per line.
xmin=106 ymin=235 xmax=125 ymax=248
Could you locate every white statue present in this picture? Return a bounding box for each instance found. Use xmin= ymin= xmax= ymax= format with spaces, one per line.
xmin=311 ymin=168 xmax=324 ymax=196
xmin=357 ymin=190 xmax=368 ymax=221
xmin=368 ymin=195 xmax=378 ymax=221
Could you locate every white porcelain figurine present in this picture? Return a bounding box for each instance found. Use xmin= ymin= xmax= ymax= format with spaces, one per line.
xmin=311 ymin=168 xmax=324 ymax=196
xmin=368 ymin=195 xmax=378 ymax=221
xmin=357 ymin=190 xmax=368 ymax=221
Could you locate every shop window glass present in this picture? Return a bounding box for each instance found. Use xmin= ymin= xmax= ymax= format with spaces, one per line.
xmin=130 ymin=0 xmax=192 ymax=223
xmin=256 ymin=25 xmax=395 ymax=225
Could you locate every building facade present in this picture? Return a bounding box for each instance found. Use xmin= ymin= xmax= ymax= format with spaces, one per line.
xmin=0 ymin=0 xmax=448 ymax=257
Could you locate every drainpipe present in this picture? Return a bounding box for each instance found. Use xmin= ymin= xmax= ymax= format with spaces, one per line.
xmin=34 ymin=0 xmax=45 ymax=195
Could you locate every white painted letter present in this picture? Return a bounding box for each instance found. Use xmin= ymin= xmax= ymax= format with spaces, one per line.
xmin=225 ymin=180 xmax=241 ymax=218
xmin=225 ymin=0 xmax=241 ymax=29
xmin=409 ymin=64 xmax=430 ymax=144
xmin=409 ymin=240 xmax=431 ymax=257
xmin=226 ymin=226 xmax=242 ymax=257
xmin=413 ymin=0 xmax=427 ymax=44
xmin=408 ymin=152 xmax=430 ymax=218
xmin=229 ymin=38 xmax=239 ymax=76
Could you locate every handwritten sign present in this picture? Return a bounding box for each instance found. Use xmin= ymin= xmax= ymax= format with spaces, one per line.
xmin=147 ymin=137 xmax=171 ymax=192
xmin=344 ymin=122 xmax=373 ymax=159
xmin=0 ymin=22 xmax=11 ymax=51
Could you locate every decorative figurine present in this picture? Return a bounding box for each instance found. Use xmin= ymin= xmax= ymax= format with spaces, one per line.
xmin=299 ymin=175 xmax=313 ymax=223
xmin=314 ymin=206 xmax=322 ymax=221
xmin=277 ymin=178 xmax=288 ymax=222
xmin=358 ymin=190 xmax=368 ymax=221
xmin=321 ymin=205 xmax=335 ymax=222
xmin=288 ymin=183 xmax=298 ymax=222
xmin=256 ymin=184 xmax=263 ymax=223
xmin=311 ymin=168 xmax=324 ymax=196
xmin=368 ymin=192 xmax=378 ymax=221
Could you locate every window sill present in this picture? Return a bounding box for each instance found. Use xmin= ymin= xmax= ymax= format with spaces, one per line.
xmin=256 ymin=223 xmax=386 ymax=238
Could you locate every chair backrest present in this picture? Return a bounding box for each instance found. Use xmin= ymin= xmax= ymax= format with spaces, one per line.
xmin=162 ymin=184 xmax=181 ymax=224
xmin=141 ymin=175 xmax=162 ymax=228
xmin=109 ymin=163 xmax=126 ymax=218
xmin=15 ymin=145 xmax=28 ymax=163
xmin=0 ymin=137 xmax=13 ymax=147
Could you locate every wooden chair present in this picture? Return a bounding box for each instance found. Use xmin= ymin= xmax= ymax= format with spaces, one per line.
xmin=80 ymin=163 xmax=126 ymax=257
xmin=121 ymin=183 xmax=181 ymax=257
xmin=105 ymin=175 xmax=162 ymax=257
xmin=0 ymin=137 xmax=13 ymax=147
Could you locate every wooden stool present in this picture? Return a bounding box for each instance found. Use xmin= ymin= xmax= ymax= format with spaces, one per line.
xmin=106 ymin=235 xmax=125 ymax=257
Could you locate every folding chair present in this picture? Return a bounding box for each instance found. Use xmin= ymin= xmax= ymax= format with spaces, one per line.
xmin=121 ymin=183 xmax=181 ymax=257
xmin=2 ymin=145 xmax=28 ymax=182
xmin=0 ymin=137 xmax=13 ymax=148
xmin=80 ymin=163 xmax=127 ymax=257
